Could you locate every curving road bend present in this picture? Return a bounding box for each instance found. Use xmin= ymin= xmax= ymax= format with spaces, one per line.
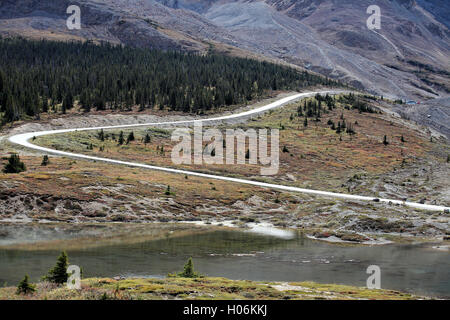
xmin=8 ymin=91 xmax=449 ymax=212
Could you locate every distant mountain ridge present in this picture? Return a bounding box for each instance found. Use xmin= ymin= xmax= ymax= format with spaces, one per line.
xmin=0 ymin=0 xmax=448 ymax=100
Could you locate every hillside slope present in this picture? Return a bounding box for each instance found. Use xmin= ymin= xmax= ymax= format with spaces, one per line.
xmin=0 ymin=0 xmax=449 ymax=100
xmin=156 ymin=0 xmax=450 ymax=99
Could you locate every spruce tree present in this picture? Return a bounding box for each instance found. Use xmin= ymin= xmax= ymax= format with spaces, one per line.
xmin=41 ymin=155 xmax=49 ymax=166
xmin=144 ymin=133 xmax=151 ymax=145
xmin=178 ymin=257 xmax=201 ymax=278
xmin=118 ymin=131 xmax=124 ymax=145
xmin=336 ymin=122 xmax=342 ymax=134
xmin=182 ymin=258 xmax=195 ymax=278
xmin=42 ymin=97 xmax=49 ymax=113
xmin=126 ymin=131 xmax=135 ymax=144
xmin=44 ymin=251 xmax=69 ymax=284
xmin=16 ymin=275 xmax=36 ymax=295
xmin=2 ymin=154 xmax=26 ymax=173
xmin=4 ymin=93 xmax=20 ymax=122
xmin=98 ymin=129 xmax=105 ymax=141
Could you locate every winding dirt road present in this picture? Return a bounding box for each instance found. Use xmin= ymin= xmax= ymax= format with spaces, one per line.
xmin=8 ymin=90 xmax=449 ymax=212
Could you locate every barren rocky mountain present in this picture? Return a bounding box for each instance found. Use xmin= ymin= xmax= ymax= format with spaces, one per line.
xmin=391 ymin=97 xmax=450 ymax=139
xmin=0 ymin=0 xmax=449 ymax=101
xmin=157 ymin=0 xmax=450 ymax=99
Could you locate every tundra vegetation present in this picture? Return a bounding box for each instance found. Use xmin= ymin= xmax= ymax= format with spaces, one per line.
xmin=32 ymin=94 xmax=448 ymax=201
xmin=2 ymin=93 xmax=448 ymax=244
xmin=1 ymin=254 xmax=427 ymax=300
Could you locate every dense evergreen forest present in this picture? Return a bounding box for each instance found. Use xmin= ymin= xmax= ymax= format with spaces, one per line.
xmin=0 ymin=37 xmax=340 ymax=125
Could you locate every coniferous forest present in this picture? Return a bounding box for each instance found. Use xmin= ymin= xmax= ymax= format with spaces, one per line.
xmin=0 ymin=37 xmax=340 ymax=125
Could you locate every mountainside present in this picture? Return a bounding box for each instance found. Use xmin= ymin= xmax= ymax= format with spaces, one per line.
xmin=0 ymin=0 xmax=449 ymax=100
xmin=161 ymin=0 xmax=450 ymax=99
xmin=416 ymin=0 xmax=450 ymax=28
xmin=263 ymin=0 xmax=449 ymax=94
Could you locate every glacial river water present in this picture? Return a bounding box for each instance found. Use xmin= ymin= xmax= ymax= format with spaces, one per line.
xmin=0 ymin=226 xmax=449 ymax=298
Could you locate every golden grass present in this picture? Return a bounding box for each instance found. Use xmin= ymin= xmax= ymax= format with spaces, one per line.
xmin=0 ymin=276 xmax=426 ymax=300
xmin=33 ymin=95 xmax=433 ymax=193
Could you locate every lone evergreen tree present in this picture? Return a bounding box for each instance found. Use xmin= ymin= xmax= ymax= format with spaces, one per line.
xmin=16 ymin=275 xmax=36 ymax=295
xmin=98 ymin=129 xmax=105 ymax=141
xmin=336 ymin=122 xmax=342 ymax=134
xmin=126 ymin=131 xmax=135 ymax=144
xmin=2 ymin=154 xmax=26 ymax=173
xmin=383 ymin=135 xmax=389 ymax=146
xmin=144 ymin=133 xmax=151 ymax=145
xmin=178 ymin=257 xmax=201 ymax=278
xmin=41 ymin=155 xmax=49 ymax=166
xmin=44 ymin=251 xmax=69 ymax=284
xmin=182 ymin=257 xmax=195 ymax=278
xmin=118 ymin=131 xmax=124 ymax=145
